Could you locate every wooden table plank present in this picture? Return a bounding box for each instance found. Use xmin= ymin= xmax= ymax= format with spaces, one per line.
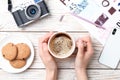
xmin=0 ymin=69 xmax=120 ymax=80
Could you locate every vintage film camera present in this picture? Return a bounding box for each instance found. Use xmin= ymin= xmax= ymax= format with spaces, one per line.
xmin=8 ymin=0 xmax=49 ymax=27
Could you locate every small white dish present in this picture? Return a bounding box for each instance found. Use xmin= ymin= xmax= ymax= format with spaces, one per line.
xmin=0 ymin=34 xmax=34 ymax=73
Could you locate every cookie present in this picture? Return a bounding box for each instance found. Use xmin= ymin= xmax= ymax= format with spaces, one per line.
xmin=10 ymin=59 xmax=26 ymax=68
xmin=2 ymin=43 xmax=17 ymax=61
xmin=16 ymin=43 xmax=31 ymax=60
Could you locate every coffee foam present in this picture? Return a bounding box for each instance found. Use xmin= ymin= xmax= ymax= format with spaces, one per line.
xmin=50 ymin=34 xmax=72 ymax=56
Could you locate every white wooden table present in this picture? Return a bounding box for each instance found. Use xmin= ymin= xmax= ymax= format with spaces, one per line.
xmin=0 ymin=0 xmax=120 ymax=80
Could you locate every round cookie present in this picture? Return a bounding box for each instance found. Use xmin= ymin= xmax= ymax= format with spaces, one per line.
xmin=2 ymin=43 xmax=17 ymax=61
xmin=10 ymin=59 xmax=26 ymax=68
xmin=16 ymin=43 xmax=31 ymax=60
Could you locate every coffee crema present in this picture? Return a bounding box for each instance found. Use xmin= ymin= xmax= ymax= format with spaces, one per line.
xmin=50 ymin=34 xmax=72 ymax=55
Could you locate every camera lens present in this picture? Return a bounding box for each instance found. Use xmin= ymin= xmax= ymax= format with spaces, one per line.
xmin=30 ymin=9 xmax=36 ymax=15
xmin=26 ymin=5 xmax=41 ymax=19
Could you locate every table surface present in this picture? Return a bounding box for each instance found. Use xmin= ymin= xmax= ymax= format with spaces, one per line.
xmin=0 ymin=0 xmax=120 ymax=80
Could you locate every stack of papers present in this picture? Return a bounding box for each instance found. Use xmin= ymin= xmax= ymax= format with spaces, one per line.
xmin=60 ymin=0 xmax=120 ymax=45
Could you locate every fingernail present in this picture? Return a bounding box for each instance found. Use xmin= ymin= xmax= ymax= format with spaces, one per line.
xmin=78 ymin=39 xmax=83 ymax=44
xmin=77 ymin=39 xmax=83 ymax=47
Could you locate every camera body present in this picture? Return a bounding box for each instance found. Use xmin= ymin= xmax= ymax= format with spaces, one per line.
xmin=12 ymin=0 xmax=49 ymax=27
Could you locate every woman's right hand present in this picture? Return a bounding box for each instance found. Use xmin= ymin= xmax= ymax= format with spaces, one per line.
xmin=75 ymin=36 xmax=94 ymax=80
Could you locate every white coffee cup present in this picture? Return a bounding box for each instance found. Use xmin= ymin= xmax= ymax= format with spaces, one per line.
xmin=48 ymin=32 xmax=75 ymax=58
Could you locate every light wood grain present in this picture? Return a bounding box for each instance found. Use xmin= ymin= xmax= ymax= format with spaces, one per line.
xmin=0 ymin=69 xmax=120 ymax=80
xmin=0 ymin=0 xmax=118 ymax=79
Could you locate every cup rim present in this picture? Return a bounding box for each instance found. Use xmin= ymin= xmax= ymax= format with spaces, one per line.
xmin=48 ymin=32 xmax=75 ymax=58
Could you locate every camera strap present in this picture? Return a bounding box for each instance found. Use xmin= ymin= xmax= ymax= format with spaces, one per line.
xmin=8 ymin=0 xmax=12 ymax=12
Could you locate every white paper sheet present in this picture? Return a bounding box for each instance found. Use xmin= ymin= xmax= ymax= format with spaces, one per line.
xmin=60 ymin=0 xmax=120 ymax=45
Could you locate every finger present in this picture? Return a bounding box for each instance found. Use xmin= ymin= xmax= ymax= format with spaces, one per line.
xmin=82 ymin=37 xmax=94 ymax=60
xmin=81 ymin=36 xmax=93 ymax=53
xmin=76 ymin=39 xmax=84 ymax=57
xmin=40 ymin=32 xmax=54 ymax=43
xmin=42 ymin=43 xmax=52 ymax=57
xmin=85 ymin=43 xmax=93 ymax=59
xmin=80 ymin=36 xmax=91 ymax=43
xmin=86 ymin=38 xmax=93 ymax=56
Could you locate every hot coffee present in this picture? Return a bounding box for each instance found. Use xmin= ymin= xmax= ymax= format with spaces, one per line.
xmin=48 ymin=32 xmax=75 ymax=58
xmin=49 ymin=34 xmax=72 ymax=55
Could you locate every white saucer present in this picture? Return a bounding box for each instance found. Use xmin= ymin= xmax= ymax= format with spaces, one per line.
xmin=0 ymin=34 xmax=34 ymax=73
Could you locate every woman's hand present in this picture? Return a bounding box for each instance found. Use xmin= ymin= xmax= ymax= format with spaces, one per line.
xmin=75 ymin=36 xmax=94 ymax=80
xmin=39 ymin=32 xmax=57 ymax=80
xmin=75 ymin=36 xmax=93 ymax=69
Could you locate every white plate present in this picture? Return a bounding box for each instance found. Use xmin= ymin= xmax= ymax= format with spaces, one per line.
xmin=0 ymin=34 xmax=34 ymax=73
